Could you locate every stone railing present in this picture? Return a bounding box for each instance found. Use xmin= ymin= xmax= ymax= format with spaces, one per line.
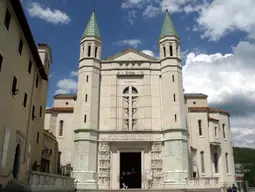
xmin=185 ymin=177 xmax=220 ymax=188
xmin=28 ymin=171 xmax=75 ymax=191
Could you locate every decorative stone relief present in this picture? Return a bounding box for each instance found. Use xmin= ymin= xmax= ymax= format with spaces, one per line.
xmin=98 ymin=142 xmax=110 ymax=186
xmin=151 ymin=142 xmax=163 ymax=185
xmin=122 ymin=87 xmax=138 ymax=130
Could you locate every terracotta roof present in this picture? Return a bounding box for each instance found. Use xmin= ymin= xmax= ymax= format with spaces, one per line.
xmin=208 ymin=117 xmax=219 ymax=122
xmin=10 ymin=0 xmax=48 ymax=80
xmin=46 ymin=107 xmax=74 ymax=113
xmin=54 ymin=94 xmax=77 ymax=99
xmin=188 ymin=107 xmax=230 ymax=116
xmin=184 ymin=93 xmax=208 ymax=99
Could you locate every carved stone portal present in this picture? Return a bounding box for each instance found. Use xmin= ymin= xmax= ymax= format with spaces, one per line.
xmin=151 ymin=142 xmax=163 ymax=185
xmin=98 ymin=142 xmax=111 ymax=186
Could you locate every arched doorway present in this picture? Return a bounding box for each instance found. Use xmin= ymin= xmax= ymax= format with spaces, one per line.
xmin=13 ymin=144 xmax=20 ymax=179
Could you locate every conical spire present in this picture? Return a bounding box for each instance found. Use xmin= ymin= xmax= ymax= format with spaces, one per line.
xmin=81 ymin=10 xmax=101 ymax=40
xmin=159 ymin=9 xmax=178 ymax=39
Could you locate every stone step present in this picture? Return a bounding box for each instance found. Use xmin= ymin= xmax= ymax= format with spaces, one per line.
xmin=77 ymin=189 xmax=221 ymax=192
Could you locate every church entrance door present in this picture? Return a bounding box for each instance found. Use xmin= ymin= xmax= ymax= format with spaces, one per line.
xmin=120 ymin=152 xmax=141 ymax=189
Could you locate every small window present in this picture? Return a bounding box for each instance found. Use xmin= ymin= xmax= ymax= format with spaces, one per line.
xmin=39 ymin=106 xmax=42 ymax=117
xmin=198 ymin=120 xmax=202 ymax=136
xmin=4 ymin=9 xmax=11 ymax=31
xmin=28 ymin=60 xmax=32 ymax=74
xmin=0 ymin=54 xmax=3 ymax=74
xmin=35 ymin=75 xmax=39 ymax=88
xmin=174 ymin=114 xmax=177 ymax=122
xmin=85 ymin=94 xmax=88 ymax=102
xmin=59 ymin=120 xmax=64 ymax=136
xmin=173 ymin=94 xmax=176 ymax=102
xmin=88 ymin=46 xmax=91 ymax=57
xmin=223 ymin=124 xmax=226 ymax=139
xmin=201 ymin=151 xmax=205 ymax=173
xmin=36 ymin=132 xmax=39 ymax=143
xmin=95 ymin=47 xmax=98 ymax=58
xmin=172 ymin=75 xmax=175 ymax=82
xmin=18 ymin=39 xmax=23 ymax=56
xmin=23 ymin=93 xmax=28 ymax=108
xmin=84 ymin=115 xmax=87 ymax=123
xmin=32 ymin=105 xmax=35 ymax=119
xmin=163 ymin=47 xmax=166 ymax=57
xmin=170 ymin=45 xmax=173 ymax=56
xmin=11 ymin=75 xmax=18 ymax=95
xmin=86 ymin=75 xmax=89 ymax=82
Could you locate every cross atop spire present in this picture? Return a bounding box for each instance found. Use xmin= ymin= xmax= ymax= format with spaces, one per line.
xmin=165 ymin=4 xmax=169 ymax=11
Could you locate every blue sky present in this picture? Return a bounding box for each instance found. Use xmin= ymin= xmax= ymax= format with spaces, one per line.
xmin=21 ymin=0 xmax=255 ymax=147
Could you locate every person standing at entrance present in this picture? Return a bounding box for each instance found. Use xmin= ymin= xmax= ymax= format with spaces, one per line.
xmin=232 ymin=184 xmax=237 ymax=192
xmin=120 ymin=177 xmax=128 ymax=189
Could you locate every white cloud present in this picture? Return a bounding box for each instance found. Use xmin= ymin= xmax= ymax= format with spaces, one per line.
xmin=127 ymin=10 xmax=137 ymax=25
xmin=114 ymin=39 xmax=142 ymax=48
xmin=70 ymin=71 xmax=78 ymax=77
xmin=143 ymin=5 xmax=161 ymax=18
xmin=196 ymin=0 xmax=255 ymax=41
xmin=55 ymin=79 xmax=77 ymax=94
xmin=183 ymin=41 xmax=255 ymax=148
xmin=142 ymin=50 xmax=155 ymax=57
xmin=28 ymin=2 xmax=71 ymax=25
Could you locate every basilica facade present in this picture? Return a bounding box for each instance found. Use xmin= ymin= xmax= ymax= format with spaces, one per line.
xmin=45 ymin=9 xmax=236 ymax=190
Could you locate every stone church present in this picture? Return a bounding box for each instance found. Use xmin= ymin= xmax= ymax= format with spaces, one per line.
xmin=45 ymin=9 xmax=236 ymax=190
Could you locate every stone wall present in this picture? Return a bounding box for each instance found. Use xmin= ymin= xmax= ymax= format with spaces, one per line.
xmin=28 ymin=171 xmax=75 ymax=191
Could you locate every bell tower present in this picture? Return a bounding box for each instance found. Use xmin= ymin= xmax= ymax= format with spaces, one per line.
xmin=159 ymin=9 xmax=189 ymax=187
xmin=72 ymin=9 xmax=101 ymax=189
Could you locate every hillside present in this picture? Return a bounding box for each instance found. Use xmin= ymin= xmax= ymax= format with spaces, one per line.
xmin=233 ymin=147 xmax=255 ymax=164
xmin=233 ymin=147 xmax=255 ymax=187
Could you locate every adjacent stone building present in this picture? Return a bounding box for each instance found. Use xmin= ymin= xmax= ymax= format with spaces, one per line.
xmin=45 ymin=9 xmax=236 ymax=190
xmin=0 ymin=0 xmax=52 ymax=188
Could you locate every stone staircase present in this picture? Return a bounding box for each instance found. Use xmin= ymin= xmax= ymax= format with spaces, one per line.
xmin=0 ymin=179 xmax=28 ymax=192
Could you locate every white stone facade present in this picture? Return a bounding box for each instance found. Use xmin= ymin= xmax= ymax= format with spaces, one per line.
xmin=45 ymin=10 xmax=236 ymax=191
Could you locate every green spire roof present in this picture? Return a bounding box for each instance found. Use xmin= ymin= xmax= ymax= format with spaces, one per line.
xmin=159 ymin=9 xmax=178 ymax=39
xmin=81 ymin=10 xmax=101 ymax=39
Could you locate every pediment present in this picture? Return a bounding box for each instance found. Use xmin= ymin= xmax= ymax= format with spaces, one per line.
xmin=105 ymin=48 xmax=157 ymax=61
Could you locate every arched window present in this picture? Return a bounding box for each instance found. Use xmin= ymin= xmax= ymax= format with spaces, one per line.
xmin=123 ymin=87 xmax=129 ymax=94
xmin=95 ymin=47 xmax=98 ymax=58
xmin=198 ymin=120 xmax=202 ymax=136
xmin=123 ymin=86 xmax=138 ymax=130
xmin=225 ymin=153 xmax=229 ymax=173
xmin=214 ymin=153 xmax=219 ymax=173
xmin=200 ymin=151 xmax=205 ymax=173
xmin=59 ymin=120 xmax=64 ymax=136
xmin=170 ymin=45 xmax=173 ymax=56
xmin=215 ymin=127 xmax=218 ymax=138
xmin=87 ymin=45 xmax=91 ymax=57
xmin=222 ymin=124 xmax=226 ymax=139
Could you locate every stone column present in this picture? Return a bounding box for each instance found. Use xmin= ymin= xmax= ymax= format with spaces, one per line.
xmin=151 ymin=142 xmax=163 ymax=189
xmin=98 ymin=142 xmax=111 ymax=189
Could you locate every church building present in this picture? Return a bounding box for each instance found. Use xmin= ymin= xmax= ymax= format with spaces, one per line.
xmin=45 ymin=9 xmax=236 ymax=190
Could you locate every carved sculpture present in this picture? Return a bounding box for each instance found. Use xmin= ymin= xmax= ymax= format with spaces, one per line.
xmin=151 ymin=142 xmax=163 ymax=185
xmin=98 ymin=142 xmax=110 ymax=186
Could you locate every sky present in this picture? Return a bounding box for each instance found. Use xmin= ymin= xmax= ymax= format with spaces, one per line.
xmin=20 ymin=0 xmax=255 ymax=148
